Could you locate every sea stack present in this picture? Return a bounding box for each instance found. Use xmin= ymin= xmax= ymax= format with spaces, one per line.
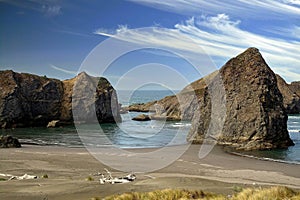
xmin=188 ymin=48 xmax=294 ymax=150
xmin=70 ymin=72 xmax=121 ymax=123
xmin=0 ymin=70 xmax=121 ymax=128
xmin=127 ymin=48 xmax=295 ymax=150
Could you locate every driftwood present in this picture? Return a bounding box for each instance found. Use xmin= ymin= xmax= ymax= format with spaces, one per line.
xmin=0 ymin=173 xmax=38 ymax=180
xmin=98 ymin=168 xmax=136 ymax=184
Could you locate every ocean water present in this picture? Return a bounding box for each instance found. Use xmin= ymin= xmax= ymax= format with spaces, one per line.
xmin=1 ymin=90 xmax=299 ymax=164
xmin=117 ymin=90 xmax=178 ymax=106
xmin=233 ymin=115 xmax=300 ymax=163
xmin=0 ymin=90 xmax=188 ymax=149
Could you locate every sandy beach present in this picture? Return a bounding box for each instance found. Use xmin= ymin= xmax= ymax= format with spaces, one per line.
xmin=0 ymin=144 xmax=299 ymax=200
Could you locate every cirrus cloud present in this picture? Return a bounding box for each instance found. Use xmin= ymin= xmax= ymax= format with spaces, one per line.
xmin=95 ymin=13 xmax=300 ymax=82
xmin=129 ymin=0 xmax=300 ymax=18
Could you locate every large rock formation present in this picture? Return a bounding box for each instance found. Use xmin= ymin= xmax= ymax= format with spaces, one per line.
xmin=194 ymin=47 xmax=293 ymax=150
xmin=70 ymin=72 xmax=121 ymax=123
xmin=0 ymin=70 xmax=63 ymax=128
xmin=276 ymin=75 xmax=300 ymax=114
xmin=127 ymin=48 xmax=294 ymax=150
xmin=0 ymin=70 xmax=121 ymax=128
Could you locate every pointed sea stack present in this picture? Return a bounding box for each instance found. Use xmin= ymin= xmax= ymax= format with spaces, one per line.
xmin=70 ymin=72 xmax=121 ymax=123
xmin=189 ymin=48 xmax=294 ymax=150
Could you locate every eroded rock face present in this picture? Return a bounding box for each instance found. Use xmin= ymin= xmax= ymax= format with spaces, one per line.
xmin=71 ymin=72 xmax=121 ymax=123
xmin=276 ymin=75 xmax=300 ymax=114
xmin=0 ymin=70 xmax=63 ymax=128
xmin=0 ymin=70 xmax=121 ymax=128
xmin=127 ymin=48 xmax=294 ymax=150
xmin=192 ymin=47 xmax=294 ymax=150
xmin=289 ymin=81 xmax=300 ymax=97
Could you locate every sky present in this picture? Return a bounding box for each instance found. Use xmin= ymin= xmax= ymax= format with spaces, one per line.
xmin=0 ymin=0 xmax=300 ymax=90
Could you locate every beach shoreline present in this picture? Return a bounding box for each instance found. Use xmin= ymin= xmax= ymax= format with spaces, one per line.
xmin=1 ymin=144 xmax=299 ymax=200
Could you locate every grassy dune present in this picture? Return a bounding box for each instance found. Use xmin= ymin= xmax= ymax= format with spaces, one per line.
xmin=100 ymin=186 xmax=300 ymax=200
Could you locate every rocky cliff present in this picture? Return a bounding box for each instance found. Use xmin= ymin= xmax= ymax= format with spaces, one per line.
xmin=193 ymin=47 xmax=293 ymax=150
xmin=0 ymin=70 xmax=63 ymax=128
xmin=128 ymin=48 xmax=294 ymax=150
xmin=289 ymin=81 xmax=300 ymax=97
xmin=0 ymin=70 xmax=121 ymax=128
xmin=276 ymin=75 xmax=300 ymax=114
xmin=70 ymin=72 xmax=121 ymax=123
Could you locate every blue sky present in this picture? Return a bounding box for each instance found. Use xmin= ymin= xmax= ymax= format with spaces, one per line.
xmin=0 ymin=0 xmax=300 ymax=90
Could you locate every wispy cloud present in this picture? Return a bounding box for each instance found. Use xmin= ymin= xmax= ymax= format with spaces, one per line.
xmin=53 ymin=29 xmax=95 ymax=38
xmin=175 ymin=15 xmax=300 ymax=81
xmin=265 ymin=25 xmax=300 ymax=40
xmin=94 ymin=26 xmax=129 ymax=37
xmin=94 ymin=28 xmax=115 ymax=37
xmin=129 ymin=0 xmax=300 ymax=18
xmin=290 ymin=26 xmax=300 ymax=38
xmin=94 ymin=25 xmax=205 ymax=56
xmin=274 ymin=67 xmax=300 ymax=81
xmin=0 ymin=0 xmax=62 ymax=17
xmin=50 ymin=64 xmax=77 ymax=75
xmin=94 ymin=13 xmax=300 ymax=82
xmin=281 ymin=0 xmax=300 ymax=6
xmin=42 ymin=4 xmax=61 ymax=17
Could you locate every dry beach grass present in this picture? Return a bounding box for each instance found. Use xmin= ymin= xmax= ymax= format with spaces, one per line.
xmin=103 ymin=186 xmax=300 ymax=200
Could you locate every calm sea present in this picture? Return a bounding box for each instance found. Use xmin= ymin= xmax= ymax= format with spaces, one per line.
xmin=1 ymin=90 xmax=299 ymax=164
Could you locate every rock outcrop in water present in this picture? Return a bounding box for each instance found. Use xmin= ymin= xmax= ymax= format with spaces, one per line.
xmin=192 ymin=47 xmax=294 ymax=150
xmin=62 ymin=72 xmax=121 ymax=124
xmin=0 ymin=135 xmax=21 ymax=148
xmin=132 ymin=114 xmax=151 ymax=121
xmin=0 ymin=70 xmax=121 ymax=128
xmin=128 ymin=48 xmax=294 ymax=150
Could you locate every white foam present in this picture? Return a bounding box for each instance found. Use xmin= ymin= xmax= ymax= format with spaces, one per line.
xmin=288 ymin=116 xmax=300 ymax=119
xmin=288 ymin=130 xmax=300 ymax=133
xmin=228 ymin=151 xmax=300 ymax=165
xmin=171 ymin=123 xmax=191 ymax=128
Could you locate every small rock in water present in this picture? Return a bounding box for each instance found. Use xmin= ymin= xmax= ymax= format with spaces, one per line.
xmin=0 ymin=135 xmax=21 ymax=148
xmin=132 ymin=114 xmax=151 ymax=121
xmin=47 ymin=120 xmax=61 ymax=128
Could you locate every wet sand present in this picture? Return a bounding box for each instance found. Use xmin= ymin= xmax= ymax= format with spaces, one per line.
xmin=0 ymin=144 xmax=299 ymax=200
